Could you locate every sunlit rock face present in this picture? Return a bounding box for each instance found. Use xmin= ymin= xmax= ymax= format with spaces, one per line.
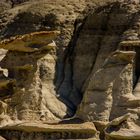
xmin=0 ymin=31 xmax=68 ymax=122
xmin=76 ymin=50 xmax=135 ymax=121
xmin=1 ymin=0 xmax=140 ymax=140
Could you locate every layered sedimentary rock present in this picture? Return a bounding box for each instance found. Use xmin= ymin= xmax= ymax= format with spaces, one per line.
xmin=1 ymin=0 xmax=140 ymax=140
xmin=0 ymin=31 xmax=60 ymax=52
xmin=0 ymin=30 xmax=98 ymax=139
xmin=104 ymin=113 xmax=140 ymax=140
xmin=76 ymin=50 xmax=135 ymax=121
xmin=0 ymin=122 xmax=98 ymax=139
xmin=0 ymin=31 xmax=68 ymax=122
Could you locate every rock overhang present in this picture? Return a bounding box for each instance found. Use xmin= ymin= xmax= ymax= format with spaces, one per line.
xmin=120 ymin=40 xmax=140 ymax=47
xmin=0 ymin=31 xmax=60 ymax=52
xmin=119 ymin=40 xmax=140 ymax=51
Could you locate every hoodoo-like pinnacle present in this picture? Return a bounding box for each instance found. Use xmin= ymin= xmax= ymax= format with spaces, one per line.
xmin=0 ymin=31 xmax=60 ymax=52
xmin=102 ymin=50 xmax=136 ymax=68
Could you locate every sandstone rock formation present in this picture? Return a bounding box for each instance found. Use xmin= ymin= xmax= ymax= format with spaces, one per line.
xmin=76 ymin=50 xmax=136 ymax=122
xmin=0 ymin=122 xmax=98 ymax=139
xmin=0 ymin=31 xmax=68 ymax=123
xmin=1 ymin=0 xmax=140 ymax=140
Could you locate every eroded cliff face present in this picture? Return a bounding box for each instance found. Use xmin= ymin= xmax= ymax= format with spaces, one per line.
xmin=0 ymin=0 xmax=140 ymax=140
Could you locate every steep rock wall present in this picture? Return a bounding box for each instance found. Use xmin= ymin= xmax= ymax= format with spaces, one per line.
xmin=0 ymin=0 xmax=140 ymax=140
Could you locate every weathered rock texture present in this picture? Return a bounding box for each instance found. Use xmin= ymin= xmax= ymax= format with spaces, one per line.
xmin=0 ymin=31 xmax=70 ymax=122
xmin=1 ymin=0 xmax=140 ymax=140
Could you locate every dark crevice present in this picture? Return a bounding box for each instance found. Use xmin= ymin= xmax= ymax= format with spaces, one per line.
xmin=55 ymin=13 xmax=89 ymax=114
xmin=10 ymin=0 xmax=29 ymax=8
xmin=56 ymin=16 xmax=88 ymax=92
xmin=134 ymin=48 xmax=140 ymax=89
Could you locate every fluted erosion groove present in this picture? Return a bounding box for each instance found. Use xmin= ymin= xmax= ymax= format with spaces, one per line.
xmin=1 ymin=0 xmax=140 ymax=140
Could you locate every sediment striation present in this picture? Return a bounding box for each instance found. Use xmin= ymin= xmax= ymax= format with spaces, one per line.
xmin=0 ymin=0 xmax=140 ymax=140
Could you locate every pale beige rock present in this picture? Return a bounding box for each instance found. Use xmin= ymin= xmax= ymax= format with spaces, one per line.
xmin=0 ymin=136 xmax=6 ymax=140
xmin=120 ymin=40 xmax=140 ymax=47
xmin=105 ymin=114 xmax=140 ymax=140
xmin=0 ymin=101 xmax=7 ymax=115
xmin=76 ymin=51 xmax=135 ymax=122
xmin=0 ymin=0 xmax=140 ymax=140
xmin=0 ymin=121 xmax=96 ymax=133
xmin=0 ymin=31 xmax=67 ymax=124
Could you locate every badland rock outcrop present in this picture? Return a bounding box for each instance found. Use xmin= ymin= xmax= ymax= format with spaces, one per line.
xmin=0 ymin=0 xmax=140 ymax=139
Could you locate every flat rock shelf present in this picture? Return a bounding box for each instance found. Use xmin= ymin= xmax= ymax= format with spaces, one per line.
xmin=0 ymin=122 xmax=98 ymax=139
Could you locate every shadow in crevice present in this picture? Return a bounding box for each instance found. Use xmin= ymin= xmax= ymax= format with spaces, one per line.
xmin=54 ymin=6 xmax=93 ymax=119
xmin=133 ymin=48 xmax=140 ymax=89
xmin=54 ymin=1 xmax=134 ymax=119
xmin=0 ymin=0 xmax=135 ymax=122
